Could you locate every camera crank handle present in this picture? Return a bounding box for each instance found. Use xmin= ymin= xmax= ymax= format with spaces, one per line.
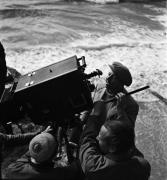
xmin=104 ymin=85 xmax=150 ymax=104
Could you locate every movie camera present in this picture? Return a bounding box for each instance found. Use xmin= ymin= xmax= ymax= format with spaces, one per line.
xmin=0 ymin=56 xmax=102 ymax=128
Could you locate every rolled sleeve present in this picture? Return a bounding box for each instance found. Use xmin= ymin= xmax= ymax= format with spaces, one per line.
xmin=3 ymin=132 xmax=39 ymax=146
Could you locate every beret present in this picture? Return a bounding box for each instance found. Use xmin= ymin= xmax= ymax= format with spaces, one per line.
xmin=109 ymin=62 xmax=132 ymax=86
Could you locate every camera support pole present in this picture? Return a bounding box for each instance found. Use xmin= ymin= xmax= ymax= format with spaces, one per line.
xmin=104 ymin=85 xmax=150 ymax=104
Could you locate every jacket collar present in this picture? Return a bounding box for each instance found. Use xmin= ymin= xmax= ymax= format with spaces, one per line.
xmin=30 ymin=159 xmax=54 ymax=172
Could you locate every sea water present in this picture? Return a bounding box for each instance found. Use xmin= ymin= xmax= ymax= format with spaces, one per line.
xmin=0 ymin=1 xmax=167 ymax=179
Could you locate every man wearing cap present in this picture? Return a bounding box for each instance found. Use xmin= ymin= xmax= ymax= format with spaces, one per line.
xmin=79 ymin=101 xmax=151 ymax=180
xmin=5 ymin=132 xmax=58 ymax=179
xmin=5 ymin=132 xmax=84 ymax=180
xmin=93 ymin=62 xmax=139 ymax=128
xmin=0 ymin=128 xmax=46 ymax=178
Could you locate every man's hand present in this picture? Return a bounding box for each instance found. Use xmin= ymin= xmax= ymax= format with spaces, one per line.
xmin=90 ymin=100 xmax=105 ymax=117
xmin=41 ymin=125 xmax=53 ymax=134
xmin=115 ymin=92 xmax=126 ymax=109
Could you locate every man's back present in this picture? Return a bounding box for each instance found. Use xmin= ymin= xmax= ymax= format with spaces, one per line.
xmin=79 ymin=105 xmax=151 ymax=180
xmin=5 ymin=151 xmax=84 ymax=180
xmin=84 ymin=155 xmax=150 ymax=180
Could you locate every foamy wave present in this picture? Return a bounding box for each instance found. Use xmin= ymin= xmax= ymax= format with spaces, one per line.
xmin=6 ymin=39 xmax=167 ymax=102
xmin=73 ymin=41 xmax=167 ymax=51
xmin=85 ymin=0 xmax=119 ymax=4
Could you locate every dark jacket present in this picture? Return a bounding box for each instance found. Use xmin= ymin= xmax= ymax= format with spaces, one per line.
xmin=79 ymin=115 xmax=151 ymax=180
xmin=0 ymin=42 xmax=7 ymax=98
xmin=5 ymin=151 xmax=84 ymax=180
xmin=0 ymin=131 xmax=40 ymax=179
xmin=93 ymin=83 xmax=139 ymax=127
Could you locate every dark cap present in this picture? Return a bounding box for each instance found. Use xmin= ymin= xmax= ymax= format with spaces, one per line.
xmin=109 ymin=62 xmax=132 ymax=86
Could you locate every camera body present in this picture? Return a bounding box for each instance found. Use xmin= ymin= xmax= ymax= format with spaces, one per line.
xmin=0 ymin=56 xmax=102 ymax=125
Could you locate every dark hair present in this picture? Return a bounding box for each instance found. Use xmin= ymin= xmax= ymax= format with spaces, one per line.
xmin=103 ymin=120 xmax=135 ymax=154
xmin=0 ymin=42 xmax=7 ymax=97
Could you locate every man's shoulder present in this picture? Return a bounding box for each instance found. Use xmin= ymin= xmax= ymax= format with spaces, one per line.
xmin=131 ymin=156 xmax=151 ymax=173
xmin=5 ymin=157 xmax=34 ymax=179
xmin=123 ymin=88 xmax=139 ymax=107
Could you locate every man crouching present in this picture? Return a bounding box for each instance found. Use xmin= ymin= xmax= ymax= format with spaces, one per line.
xmin=6 ymin=131 xmax=83 ymax=180
xmin=79 ymin=101 xmax=151 ymax=180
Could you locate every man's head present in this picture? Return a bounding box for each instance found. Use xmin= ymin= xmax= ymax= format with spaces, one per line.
xmin=0 ymin=42 xmax=7 ymax=98
xmin=97 ymin=120 xmax=135 ymax=155
xmin=106 ymin=62 xmax=132 ymax=94
xmin=29 ymin=132 xmax=58 ymax=164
